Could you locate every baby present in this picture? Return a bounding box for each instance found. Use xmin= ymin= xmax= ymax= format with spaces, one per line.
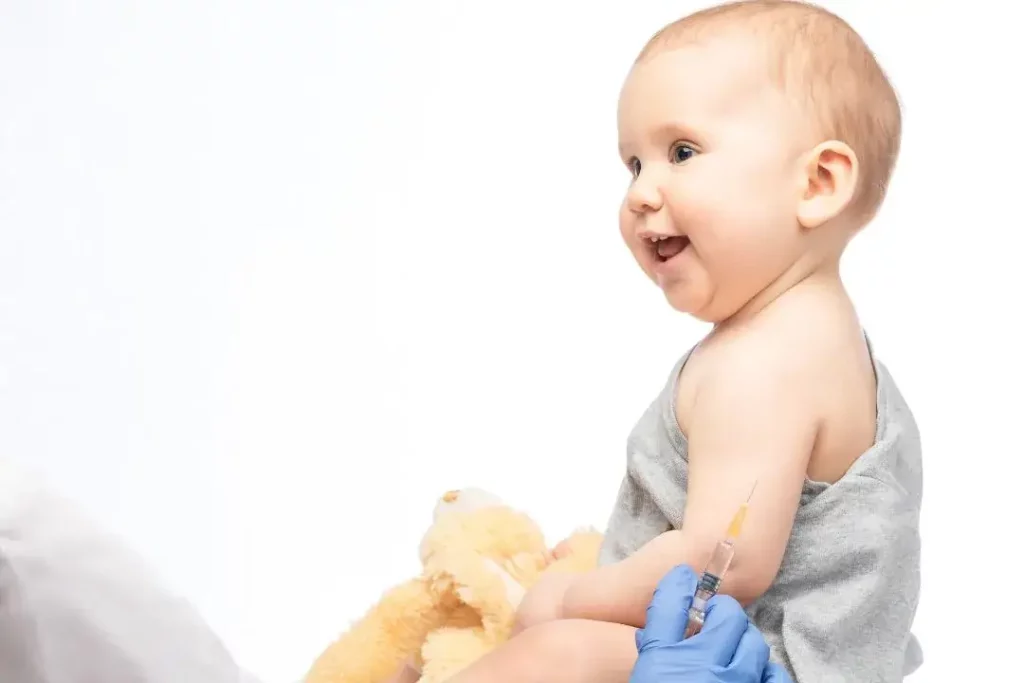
xmin=390 ymin=1 xmax=922 ymax=682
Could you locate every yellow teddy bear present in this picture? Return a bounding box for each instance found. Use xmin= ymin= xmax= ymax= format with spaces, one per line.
xmin=304 ymin=488 xmax=603 ymax=683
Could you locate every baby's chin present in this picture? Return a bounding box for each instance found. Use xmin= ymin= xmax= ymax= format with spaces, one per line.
xmin=659 ymin=280 xmax=712 ymax=320
xmin=634 ymin=254 xmax=718 ymax=320
xmin=659 ymin=273 xmax=744 ymax=324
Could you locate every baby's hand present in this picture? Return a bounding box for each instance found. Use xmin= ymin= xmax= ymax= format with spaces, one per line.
xmin=550 ymin=537 xmax=575 ymax=561
xmin=511 ymin=572 xmax=576 ymax=634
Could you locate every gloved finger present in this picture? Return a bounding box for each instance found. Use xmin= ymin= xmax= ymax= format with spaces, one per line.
xmin=637 ymin=564 xmax=698 ymax=649
xmin=762 ymin=662 xmax=792 ymax=682
xmin=727 ymin=621 xmax=770 ymax=675
xmin=694 ymin=594 xmax=749 ymax=666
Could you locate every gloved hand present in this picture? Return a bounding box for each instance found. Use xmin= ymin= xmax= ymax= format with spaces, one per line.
xmin=630 ymin=564 xmax=792 ymax=683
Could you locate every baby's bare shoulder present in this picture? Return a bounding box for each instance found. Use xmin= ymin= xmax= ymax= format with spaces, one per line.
xmin=688 ymin=293 xmax=875 ymax=481
xmin=685 ymin=294 xmax=865 ymax=415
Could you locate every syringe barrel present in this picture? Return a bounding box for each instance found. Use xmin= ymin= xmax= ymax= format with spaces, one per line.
xmin=704 ymin=539 xmax=736 ymax=578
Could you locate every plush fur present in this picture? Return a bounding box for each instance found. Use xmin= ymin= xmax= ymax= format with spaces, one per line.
xmin=304 ymin=488 xmax=603 ymax=683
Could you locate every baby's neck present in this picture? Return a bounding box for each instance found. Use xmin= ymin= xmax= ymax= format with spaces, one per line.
xmin=716 ymin=258 xmax=846 ymax=332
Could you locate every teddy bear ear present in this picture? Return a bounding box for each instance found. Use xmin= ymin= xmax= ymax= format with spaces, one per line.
xmin=428 ymin=487 xmax=507 ymax=527
xmin=440 ymin=487 xmax=504 ymax=511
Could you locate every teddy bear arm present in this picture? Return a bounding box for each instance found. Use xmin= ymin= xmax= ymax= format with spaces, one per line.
xmin=430 ymin=551 xmax=524 ymax=635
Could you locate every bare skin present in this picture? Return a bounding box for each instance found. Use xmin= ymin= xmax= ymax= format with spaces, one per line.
xmin=446 ymin=620 xmax=637 ymax=683
xmin=381 ymin=660 xmax=421 ymax=683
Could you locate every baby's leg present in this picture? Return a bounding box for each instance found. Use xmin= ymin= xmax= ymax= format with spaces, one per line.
xmin=447 ymin=619 xmax=637 ymax=683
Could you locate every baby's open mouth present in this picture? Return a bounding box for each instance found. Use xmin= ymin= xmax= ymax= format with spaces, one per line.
xmin=648 ymin=235 xmax=690 ymax=262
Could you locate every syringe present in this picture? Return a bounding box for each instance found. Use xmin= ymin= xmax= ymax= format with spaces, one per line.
xmin=683 ymin=480 xmax=757 ymax=639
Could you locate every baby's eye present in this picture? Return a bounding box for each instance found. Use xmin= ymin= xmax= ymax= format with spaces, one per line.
xmin=671 ymin=142 xmax=697 ymax=164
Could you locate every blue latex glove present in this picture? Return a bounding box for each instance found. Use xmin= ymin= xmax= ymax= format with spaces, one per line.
xmin=630 ymin=565 xmax=792 ymax=683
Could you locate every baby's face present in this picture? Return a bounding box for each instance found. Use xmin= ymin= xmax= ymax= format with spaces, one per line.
xmin=617 ymin=35 xmax=811 ymax=322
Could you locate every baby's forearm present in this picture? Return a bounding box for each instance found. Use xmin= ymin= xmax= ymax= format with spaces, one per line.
xmin=560 ymin=529 xmax=760 ymax=627
xmin=558 ymin=531 xmax=689 ymax=627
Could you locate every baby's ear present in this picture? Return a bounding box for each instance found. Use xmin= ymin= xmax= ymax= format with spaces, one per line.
xmin=796 ymin=140 xmax=858 ymax=230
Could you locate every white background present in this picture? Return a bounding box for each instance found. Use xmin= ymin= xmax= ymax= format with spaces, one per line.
xmin=1 ymin=1 xmax=1021 ymax=681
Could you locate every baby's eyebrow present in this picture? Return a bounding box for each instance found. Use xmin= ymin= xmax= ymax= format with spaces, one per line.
xmin=652 ymin=121 xmax=700 ymax=143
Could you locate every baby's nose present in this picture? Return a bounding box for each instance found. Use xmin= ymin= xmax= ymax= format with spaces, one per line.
xmin=626 ymin=176 xmax=664 ymax=214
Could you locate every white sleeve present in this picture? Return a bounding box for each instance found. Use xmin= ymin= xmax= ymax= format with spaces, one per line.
xmin=0 ymin=458 xmax=262 ymax=683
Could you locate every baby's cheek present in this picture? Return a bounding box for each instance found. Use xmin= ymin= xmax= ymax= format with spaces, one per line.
xmin=688 ymin=197 xmax=769 ymax=261
xmin=667 ymin=184 xmax=721 ymax=235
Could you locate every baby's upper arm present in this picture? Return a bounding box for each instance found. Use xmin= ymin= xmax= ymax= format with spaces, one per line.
xmin=679 ymin=339 xmax=822 ymax=601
